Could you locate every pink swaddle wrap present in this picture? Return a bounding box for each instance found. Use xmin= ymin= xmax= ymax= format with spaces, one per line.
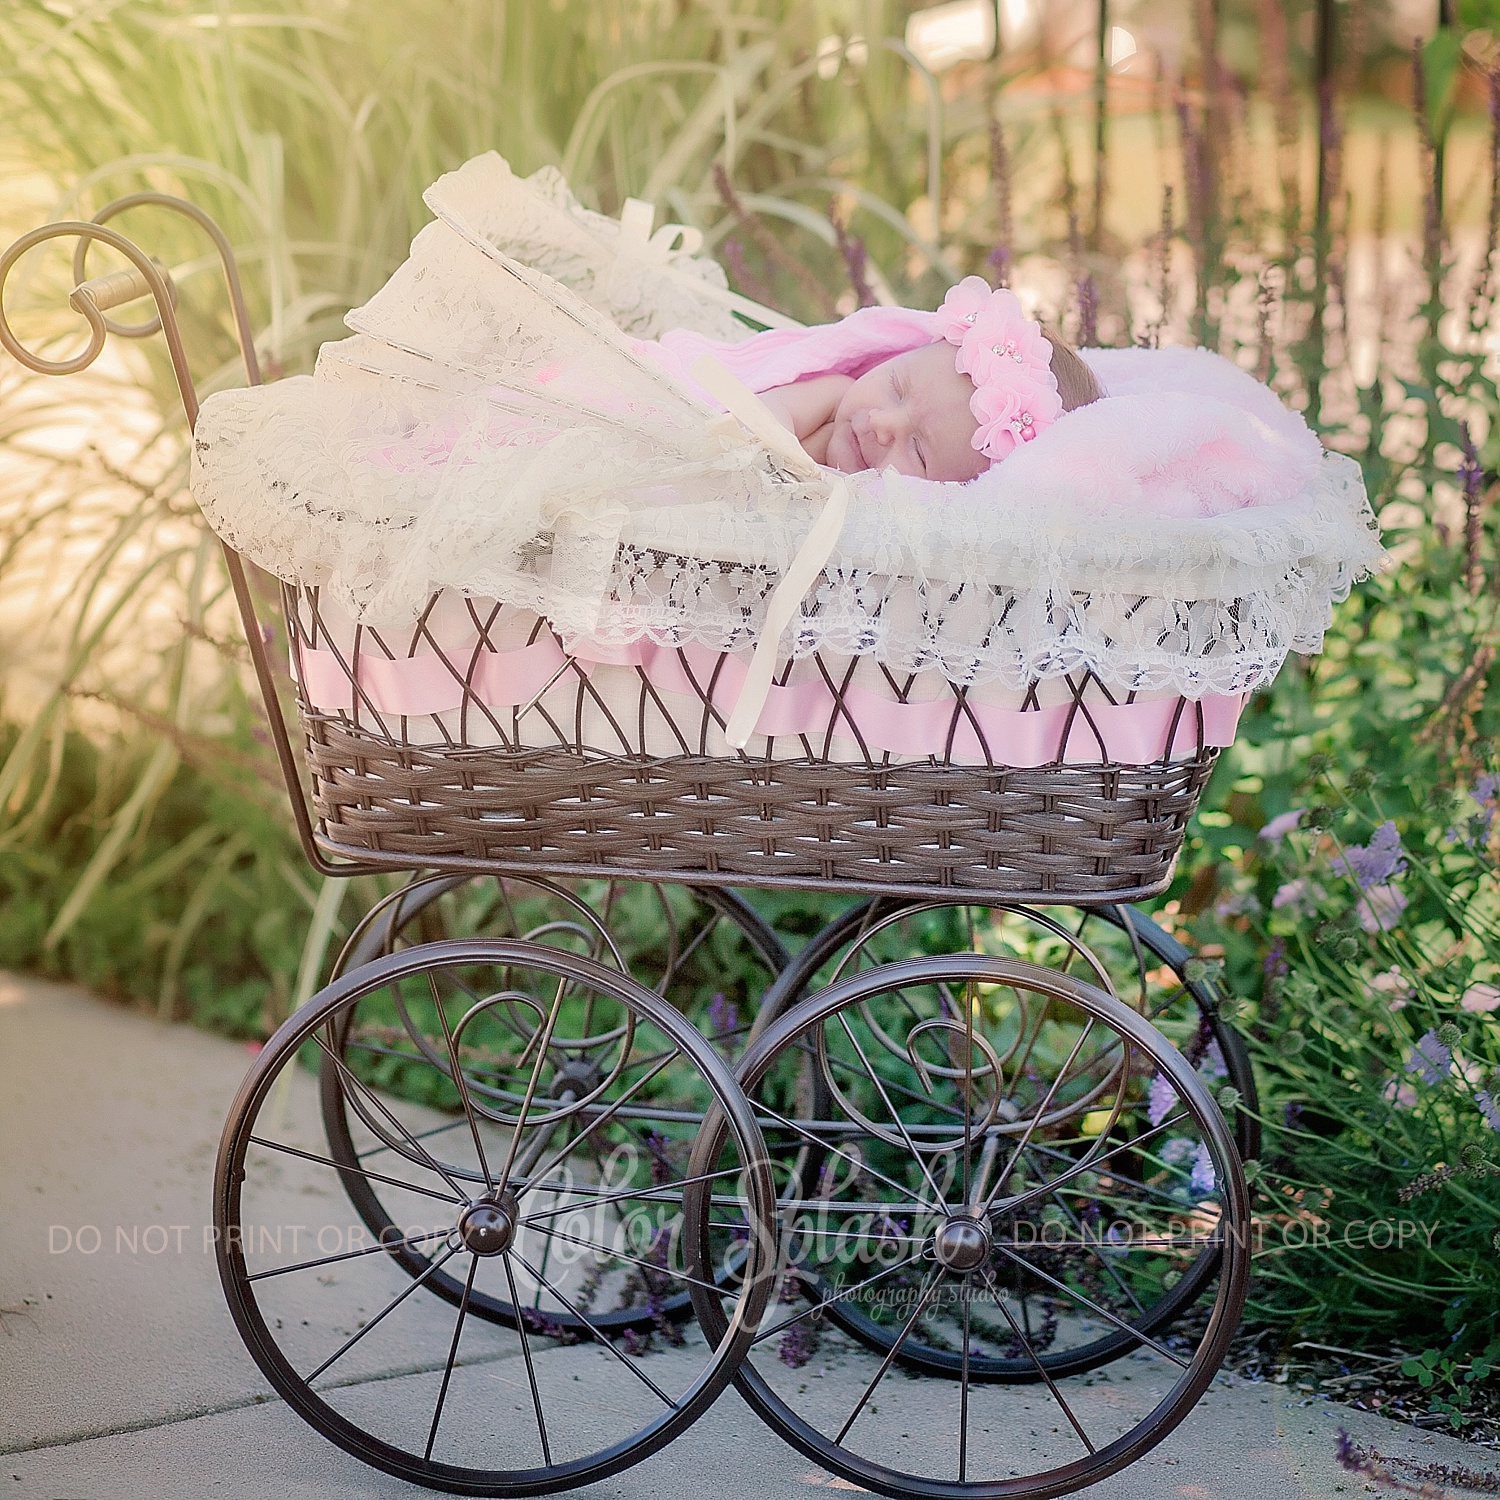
xmin=640 ymin=313 xmax=1325 ymax=520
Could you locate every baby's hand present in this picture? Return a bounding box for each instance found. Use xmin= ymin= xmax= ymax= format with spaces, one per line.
xmin=758 ymin=373 xmax=854 ymax=453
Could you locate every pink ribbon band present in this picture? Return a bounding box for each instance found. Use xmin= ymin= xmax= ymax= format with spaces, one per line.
xmin=293 ymin=634 xmax=1245 ymax=767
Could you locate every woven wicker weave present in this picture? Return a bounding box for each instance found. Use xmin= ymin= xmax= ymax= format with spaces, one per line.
xmin=303 ymin=712 xmax=1215 ymax=902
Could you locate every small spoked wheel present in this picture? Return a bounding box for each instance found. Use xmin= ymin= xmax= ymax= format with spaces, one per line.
xmin=686 ymin=954 xmax=1249 ymax=1499
xmin=215 ymin=940 xmax=776 ymax=1496
xmin=323 ymin=874 xmax=787 ymax=1336
xmin=752 ymin=898 xmax=1255 ymax=1384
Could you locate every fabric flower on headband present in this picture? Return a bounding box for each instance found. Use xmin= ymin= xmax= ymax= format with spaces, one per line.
xmin=935 ymin=276 xmax=1062 ymax=464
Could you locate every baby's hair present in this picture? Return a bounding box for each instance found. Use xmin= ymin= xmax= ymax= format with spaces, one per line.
xmin=1041 ymin=325 xmax=1102 ymax=411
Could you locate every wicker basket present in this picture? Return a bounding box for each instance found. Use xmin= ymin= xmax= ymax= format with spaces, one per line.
xmin=305 ymin=719 xmax=1214 ymax=902
xmin=291 ymin=583 xmax=1222 ymax=903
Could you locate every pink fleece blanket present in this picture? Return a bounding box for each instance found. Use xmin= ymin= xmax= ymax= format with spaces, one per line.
xmin=645 ymin=316 xmax=1325 ymax=520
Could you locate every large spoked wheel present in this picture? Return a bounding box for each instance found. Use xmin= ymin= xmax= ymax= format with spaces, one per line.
xmin=216 ymin=940 xmax=776 ymax=1496
xmin=322 ymin=875 xmax=786 ymax=1335
xmin=751 ymin=899 xmax=1255 ymax=1383
xmin=687 ymin=955 xmax=1249 ymax=1499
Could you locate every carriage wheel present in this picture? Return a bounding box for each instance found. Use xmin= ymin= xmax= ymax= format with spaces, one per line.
xmin=216 ymin=940 xmax=776 ymax=1496
xmin=750 ymin=899 xmax=1255 ymax=1382
xmin=322 ymin=875 xmax=786 ymax=1336
xmin=686 ymin=954 xmax=1249 ymax=1499
xmin=334 ymin=874 xmax=787 ymax=1047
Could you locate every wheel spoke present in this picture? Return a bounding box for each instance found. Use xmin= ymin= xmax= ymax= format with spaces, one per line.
xmin=312 ymin=1031 xmax=471 ymax=1200
xmin=834 ymin=1267 xmax=944 ymax=1444
xmin=979 ymin=1014 xmax=1096 ymax=1217
xmin=493 ymin=973 xmax=572 ymax=1190
xmin=818 ymin=1040 xmax=967 ymax=1120
xmin=509 ymin=1247 xmax=678 ymax=1409
xmin=833 ymin=1011 xmax=949 ymax=1210
xmin=501 ymin=1251 xmax=552 ymax=1466
xmin=980 ymin=1269 xmax=1096 ymax=1454
xmin=750 ymin=1256 xmax=919 ymax=1346
xmin=424 ymin=1252 xmax=478 ymax=1461
xmin=659 ymin=908 xmax=717 ymax=992
xmin=959 ymin=1285 xmax=971 ymax=1481
xmin=1000 ymin=1107 xmax=1194 ymax=1219
xmin=753 ymin=1102 xmax=946 ymax=1215
xmin=520 ymin=1049 xmax=678 ymax=1192
xmin=247 ymin=1227 xmax=451 ymax=1283
xmin=428 ymin=970 xmax=495 ymax=1192
xmin=247 ymin=1134 xmax=462 ymax=1206
xmin=519 ymin=1164 xmax=745 ymax=1224
xmin=356 ymin=1114 xmax=470 ymax=1161
xmin=305 ymin=1244 xmax=462 ymax=1384
xmin=518 ymin=1223 xmax=724 ymax=1295
xmin=988 ymin=1241 xmax=1190 ymax=1368
xmin=1016 ymin=1143 xmax=1145 ymax=1315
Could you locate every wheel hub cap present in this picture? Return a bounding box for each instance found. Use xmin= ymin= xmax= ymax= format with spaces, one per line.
xmin=457 ymin=1191 xmax=519 ymax=1256
xmin=933 ymin=1215 xmax=991 ymax=1272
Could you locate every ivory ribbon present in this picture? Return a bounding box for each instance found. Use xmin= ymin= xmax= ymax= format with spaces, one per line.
xmin=687 ymin=354 xmax=852 ymax=750
xmin=616 ymin=197 xmax=802 ymax=330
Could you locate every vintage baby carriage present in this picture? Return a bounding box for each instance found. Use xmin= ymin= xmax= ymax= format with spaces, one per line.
xmin=0 ymin=162 xmax=1381 ymax=1499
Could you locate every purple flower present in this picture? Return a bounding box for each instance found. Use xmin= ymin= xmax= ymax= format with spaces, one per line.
xmin=1199 ymin=1040 xmax=1228 ymax=1080
xmin=1147 ymin=1073 xmax=1176 ymax=1127
xmin=1405 ymin=1030 xmax=1453 ymax=1088
xmin=707 ymin=991 xmax=740 ymax=1040
xmin=1460 ymin=419 xmax=1484 ymax=502
xmin=1470 ymin=774 xmax=1497 ymax=843
xmin=1478 ymin=1091 xmax=1500 ymax=1131
xmin=1272 ymin=878 xmax=1322 ymax=916
xmin=1214 ymin=889 xmax=1261 ymax=919
xmin=1263 ymin=938 xmax=1289 ymax=980
xmin=1447 ymin=773 xmax=1498 ymax=846
xmin=1383 ymin=1077 xmax=1418 ymax=1109
xmin=1333 ymin=821 xmax=1406 ymax=889
xmin=1259 ymin=808 xmax=1307 ymax=842
xmin=1160 ymin=1136 xmax=1197 ymax=1166
xmin=1190 ymin=1141 xmax=1217 ymax=1195
xmin=778 ymin=1318 xmax=818 ymax=1368
xmin=1356 ymin=883 xmax=1407 ymax=933
xmin=644 ymin=1130 xmax=673 ymax=1188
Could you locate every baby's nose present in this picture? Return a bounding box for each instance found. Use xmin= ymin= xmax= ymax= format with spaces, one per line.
xmin=867 ymin=405 xmax=905 ymax=443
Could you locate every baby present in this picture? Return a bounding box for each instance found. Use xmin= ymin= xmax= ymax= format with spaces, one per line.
xmin=693 ymin=278 xmax=1102 ymax=483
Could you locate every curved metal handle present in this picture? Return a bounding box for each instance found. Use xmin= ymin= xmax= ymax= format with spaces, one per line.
xmin=0 ymin=221 xmax=191 ymax=396
xmin=0 ymin=196 xmax=380 ymax=879
xmin=71 ymin=259 xmax=175 ymax=316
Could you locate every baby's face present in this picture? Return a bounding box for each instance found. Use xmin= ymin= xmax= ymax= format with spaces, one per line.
xmin=824 ymin=341 xmax=987 ymax=483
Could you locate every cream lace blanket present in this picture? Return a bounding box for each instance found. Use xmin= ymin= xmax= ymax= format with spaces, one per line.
xmin=190 ymin=152 xmax=1384 ymax=706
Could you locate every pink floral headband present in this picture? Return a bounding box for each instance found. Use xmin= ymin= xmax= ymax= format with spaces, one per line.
xmin=934 ymin=277 xmax=1062 ymax=464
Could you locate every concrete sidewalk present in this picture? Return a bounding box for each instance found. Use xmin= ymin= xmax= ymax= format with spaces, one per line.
xmin=2 ymin=971 xmax=1497 ymax=1499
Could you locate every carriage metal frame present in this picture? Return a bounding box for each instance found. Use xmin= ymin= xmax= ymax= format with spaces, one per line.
xmin=0 ymin=196 xmax=1254 ymax=1500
